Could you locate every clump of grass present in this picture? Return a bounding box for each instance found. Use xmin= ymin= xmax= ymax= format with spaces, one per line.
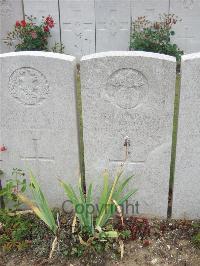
xmin=18 ymin=172 xmax=59 ymax=258
xmin=192 ymin=232 xmax=200 ymax=248
xmin=0 ymin=210 xmax=33 ymax=252
xmin=192 ymin=223 xmax=200 ymax=248
xmin=60 ymin=169 xmax=137 ymax=237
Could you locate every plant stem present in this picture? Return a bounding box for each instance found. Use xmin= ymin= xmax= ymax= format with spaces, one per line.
xmin=0 ymin=178 xmax=5 ymax=209
xmin=96 ymin=171 xmax=122 ymax=227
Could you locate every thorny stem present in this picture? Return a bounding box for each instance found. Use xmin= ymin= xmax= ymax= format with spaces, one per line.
xmin=13 ymin=170 xmax=20 ymax=209
xmin=0 ymin=178 xmax=5 ymax=209
xmin=124 ymin=136 xmax=130 ymax=162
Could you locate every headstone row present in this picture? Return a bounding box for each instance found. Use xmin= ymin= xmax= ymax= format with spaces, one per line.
xmin=1 ymin=0 xmax=200 ymax=55
xmin=0 ymin=51 xmax=199 ymax=219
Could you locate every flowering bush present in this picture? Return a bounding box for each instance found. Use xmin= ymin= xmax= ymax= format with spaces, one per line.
xmin=0 ymin=145 xmax=7 ymax=209
xmin=130 ymin=14 xmax=183 ymax=61
xmin=5 ymin=15 xmax=56 ymax=51
xmin=0 ymin=145 xmax=7 ymax=152
xmin=0 ymin=146 xmax=27 ymax=210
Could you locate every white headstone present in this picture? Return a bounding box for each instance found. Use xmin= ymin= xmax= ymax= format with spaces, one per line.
xmin=81 ymin=51 xmax=176 ymax=217
xmin=0 ymin=52 xmax=80 ymax=207
xmin=0 ymin=0 xmax=24 ymax=53
xmin=173 ymin=53 xmax=200 ymax=219
xmin=59 ymin=0 xmax=95 ymax=57
xmin=131 ymin=0 xmax=169 ymax=21
xmin=170 ymin=0 xmax=200 ymax=53
xmin=95 ymin=0 xmax=131 ymax=52
xmin=23 ymin=0 xmax=60 ymax=49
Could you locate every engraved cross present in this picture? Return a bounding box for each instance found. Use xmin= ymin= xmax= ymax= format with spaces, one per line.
xmin=109 ymin=136 xmax=145 ymax=166
xmin=21 ymin=138 xmax=54 ymax=171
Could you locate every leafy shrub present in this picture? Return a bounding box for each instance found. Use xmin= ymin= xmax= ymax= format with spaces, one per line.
xmin=0 ymin=211 xmax=33 ymax=252
xmin=192 ymin=232 xmax=200 ymax=248
xmin=192 ymin=223 xmax=200 ymax=248
xmin=115 ymin=216 xmax=150 ymax=241
xmin=60 ymin=169 xmax=137 ymax=237
xmin=0 ymin=145 xmax=7 ymax=208
xmin=130 ymin=14 xmax=184 ymax=61
xmin=51 ymin=42 xmax=65 ymax=54
xmin=0 ymin=168 xmax=26 ymax=210
xmin=5 ymin=15 xmax=64 ymax=52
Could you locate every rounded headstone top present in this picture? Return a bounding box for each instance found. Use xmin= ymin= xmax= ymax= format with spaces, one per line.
xmin=0 ymin=51 xmax=76 ymax=62
xmin=81 ymin=51 xmax=176 ymax=62
xmin=181 ymin=52 xmax=200 ymax=62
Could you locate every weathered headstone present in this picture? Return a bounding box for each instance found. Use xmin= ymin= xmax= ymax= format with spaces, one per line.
xmin=81 ymin=51 xmax=176 ymax=217
xmin=131 ymin=0 xmax=169 ymax=21
xmin=0 ymin=0 xmax=24 ymax=53
xmin=95 ymin=0 xmax=131 ymax=52
xmin=170 ymin=0 xmax=200 ymax=53
xmin=59 ymin=0 xmax=95 ymax=57
xmin=173 ymin=53 xmax=200 ymax=219
xmin=0 ymin=52 xmax=80 ymax=207
xmin=23 ymin=0 xmax=61 ymax=49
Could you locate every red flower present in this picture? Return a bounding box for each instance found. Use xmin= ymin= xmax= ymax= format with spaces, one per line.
xmin=15 ymin=21 xmax=21 ymax=27
xmin=43 ymin=25 xmax=49 ymax=32
xmin=21 ymin=20 xmax=27 ymax=27
xmin=143 ymin=240 xmax=150 ymax=247
xmin=0 ymin=145 xmax=7 ymax=152
xmin=25 ymin=240 xmax=32 ymax=245
xmin=45 ymin=16 xmax=54 ymax=28
xmin=12 ymin=187 xmax=18 ymax=194
xmin=30 ymin=31 xmax=37 ymax=39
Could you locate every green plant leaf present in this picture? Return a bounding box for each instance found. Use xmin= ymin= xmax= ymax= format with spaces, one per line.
xmin=18 ymin=172 xmax=57 ymax=235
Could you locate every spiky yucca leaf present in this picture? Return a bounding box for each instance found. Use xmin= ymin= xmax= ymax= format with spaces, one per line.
xmin=59 ymin=180 xmax=85 ymax=225
xmin=95 ymin=169 xmax=124 ymax=227
xmin=18 ymin=172 xmax=57 ymax=235
xmin=98 ymin=171 xmax=109 ymax=212
xmin=60 ymin=179 xmax=94 ymax=234
xmin=96 ymin=169 xmax=123 ymax=227
xmin=96 ymin=172 xmax=137 ymax=228
xmin=60 ymin=169 xmax=137 ymax=236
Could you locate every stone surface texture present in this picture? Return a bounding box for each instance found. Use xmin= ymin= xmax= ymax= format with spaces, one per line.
xmin=23 ymin=0 xmax=61 ymax=49
xmin=60 ymin=0 xmax=95 ymax=57
xmin=173 ymin=53 xmax=200 ymax=219
xmin=170 ymin=0 xmax=200 ymax=53
xmin=0 ymin=52 xmax=80 ymax=207
xmin=131 ymin=0 xmax=169 ymax=21
xmin=0 ymin=0 xmax=24 ymax=53
xmin=81 ymin=51 xmax=176 ymax=217
xmin=95 ymin=0 xmax=131 ymax=52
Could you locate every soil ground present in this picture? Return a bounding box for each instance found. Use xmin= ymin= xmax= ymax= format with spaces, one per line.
xmin=1 ymin=217 xmax=199 ymax=266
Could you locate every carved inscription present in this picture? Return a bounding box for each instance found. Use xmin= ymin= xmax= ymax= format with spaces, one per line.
xmin=0 ymin=0 xmax=12 ymax=16
xmin=21 ymin=138 xmax=54 ymax=162
xmin=105 ymin=69 xmax=148 ymax=109
xmin=20 ymin=137 xmax=54 ymax=176
xmin=9 ymin=67 xmax=49 ymax=105
xmin=108 ymin=19 xmax=118 ymax=36
xmin=182 ymin=0 xmax=194 ymax=9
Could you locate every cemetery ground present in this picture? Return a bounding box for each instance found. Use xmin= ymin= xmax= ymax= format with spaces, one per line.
xmin=0 ymin=212 xmax=200 ymax=266
xmin=0 ymin=73 xmax=200 ymax=266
